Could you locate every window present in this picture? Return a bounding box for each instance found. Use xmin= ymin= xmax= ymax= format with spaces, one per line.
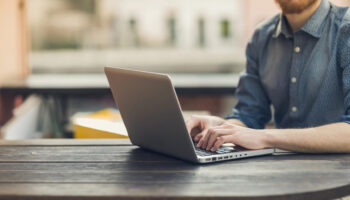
xmin=27 ymin=0 xmax=283 ymax=74
xmin=168 ymin=16 xmax=176 ymax=46
xmin=198 ymin=18 xmax=205 ymax=47
xmin=220 ymin=19 xmax=231 ymax=39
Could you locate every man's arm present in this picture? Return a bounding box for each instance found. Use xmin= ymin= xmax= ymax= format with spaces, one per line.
xmin=226 ymin=119 xmax=246 ymax=127
xmin=198 ymin=122 xmax=350 ymax=153
xmin=224 ymin=27 xmax=272 ymax=129
xmin=265 ymin=122 xmax=350 ymax=153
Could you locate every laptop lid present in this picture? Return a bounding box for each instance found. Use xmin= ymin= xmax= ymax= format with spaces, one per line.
xmin=104 ymin=67 xmax=198 ymax=162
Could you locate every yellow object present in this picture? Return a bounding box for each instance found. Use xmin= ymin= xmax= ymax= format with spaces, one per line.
xmin=87 ymin=109 xmax=122 ymax=120
xmin=73 ymin=109 xmax=128 ymax=139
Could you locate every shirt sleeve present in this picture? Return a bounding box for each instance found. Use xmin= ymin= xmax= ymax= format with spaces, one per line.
xmin=225 ymin=30 xmax=271 ymax=129
xmin=339 ymin=22 xmax=350 ymax=124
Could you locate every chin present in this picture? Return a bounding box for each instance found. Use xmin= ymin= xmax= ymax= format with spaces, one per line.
xmin=275 ymin=0 xmax=319 ymax=14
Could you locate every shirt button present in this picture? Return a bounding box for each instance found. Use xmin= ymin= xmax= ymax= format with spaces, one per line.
xmin=291 ymin=107 xmax=298 ymax=112
xmin=291 ymin=77 xmax=297 ymax=83
xmin=294 ymin=46 xmax=301 ymax=53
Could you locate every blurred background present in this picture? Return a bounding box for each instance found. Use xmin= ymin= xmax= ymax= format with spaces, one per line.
xmin=28 ymin=0 xmax=270 ymax=74
xmin=0 ymin=0 xmax=349 ymax=139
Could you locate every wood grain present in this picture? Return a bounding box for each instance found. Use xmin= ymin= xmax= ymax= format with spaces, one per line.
xmin=0 ymin=139 xmax=132 ymax=146
xmin=0 ymin=139 xmax=348 ymax=200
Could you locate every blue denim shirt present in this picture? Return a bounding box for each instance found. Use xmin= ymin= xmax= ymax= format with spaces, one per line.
xmin=226 ymin=0 xmax=350 ymax=129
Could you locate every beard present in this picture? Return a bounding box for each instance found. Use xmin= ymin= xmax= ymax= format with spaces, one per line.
xmin=275 ymin=0 xmax=319 ymax=14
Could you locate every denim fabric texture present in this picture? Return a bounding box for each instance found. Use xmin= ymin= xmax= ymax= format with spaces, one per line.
xmin=226 ymin=0 xmax=350 ymax=129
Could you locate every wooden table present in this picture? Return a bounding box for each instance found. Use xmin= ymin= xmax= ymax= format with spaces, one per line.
xmin=0 ymin=139 xmax=349 ymax=200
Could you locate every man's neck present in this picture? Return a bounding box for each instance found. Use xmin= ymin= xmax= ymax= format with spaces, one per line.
xmin=285 ymin=0 xmax=322 ymax=32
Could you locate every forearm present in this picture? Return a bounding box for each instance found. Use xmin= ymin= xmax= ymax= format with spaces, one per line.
xmin=264 ymin=123 xmax=350 ymax=153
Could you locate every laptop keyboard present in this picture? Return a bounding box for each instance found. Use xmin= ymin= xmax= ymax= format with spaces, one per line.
xmin=194 ymin=143 xmax=236 ymax=156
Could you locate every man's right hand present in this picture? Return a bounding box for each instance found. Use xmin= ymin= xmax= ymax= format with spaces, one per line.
xmin=185 ymin=115 xmax=225 ymax=143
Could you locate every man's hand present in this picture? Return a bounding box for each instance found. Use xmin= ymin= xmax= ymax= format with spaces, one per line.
xmin=197 ymin=123 xmax=271 ymax=151
xmin=186 ymin=115 xmax=225 ymax=142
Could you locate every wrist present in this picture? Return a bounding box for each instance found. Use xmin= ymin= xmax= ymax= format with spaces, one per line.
xmin=212 ymin=116 xmax=226 ymax=125
xmin=259 ymin=130 xmax=277 ymax=148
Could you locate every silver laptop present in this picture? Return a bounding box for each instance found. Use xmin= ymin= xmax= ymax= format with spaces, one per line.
xmin=105 ymin=67 xmax=274 ymax=163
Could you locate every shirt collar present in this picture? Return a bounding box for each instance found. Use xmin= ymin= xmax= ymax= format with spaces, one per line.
xmin=273 ymin=0 xmax=330 ymax=38
xmin=273 ymin=15 xmax=292 ymax=38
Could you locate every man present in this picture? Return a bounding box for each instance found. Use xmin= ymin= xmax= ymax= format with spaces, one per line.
xmin=186 ymin=0 xmax=350 ymax=153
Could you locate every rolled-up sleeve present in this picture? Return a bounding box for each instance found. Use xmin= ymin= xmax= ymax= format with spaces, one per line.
xmin=226 ymin=31 xmax=271 ymax=129
xmin=340 ymin=23 xmax=350 ymax=124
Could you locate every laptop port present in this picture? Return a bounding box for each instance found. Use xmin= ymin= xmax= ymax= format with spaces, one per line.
xmin=218 ymin=157 xmax=222 ymax=160
xmin=224 ymin=156 xmax=228 ymax=159
xmin=212 ymin=157 xmax=217 ymax=161
xmin=205 ymin=158 xmax=211 ymax=161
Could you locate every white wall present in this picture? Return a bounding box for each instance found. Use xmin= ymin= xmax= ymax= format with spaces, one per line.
xmin=0 ymin=0 xmax=28 ymax=83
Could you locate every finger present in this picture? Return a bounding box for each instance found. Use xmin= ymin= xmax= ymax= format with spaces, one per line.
xmin=191 ymin=126 xmax=204 ymax=139
xmin=205 ymin=131 xmax=218 ymax=151
xmin=211 ymin=135 xmax=233 ymax=152
xmin=199 ymin=128 xmax=212 ymax=149
xmin=205 ymin=129 xmax=231 ymax=151
xmin=194 ymin=133 xmax=203 ymax=142
xmin=186 ymin=117 xmax=201 ymax=137
xmin=201 ymin=128 xmax=223 ymax=150
xmin=196 ymin=132 xmax=205 ymax=147
xmin=196 ymin=127 xmax=211 ymax=147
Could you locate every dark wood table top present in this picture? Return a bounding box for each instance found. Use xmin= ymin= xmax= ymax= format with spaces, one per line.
xmin=0 ymin=139 xmax=349 ymax=200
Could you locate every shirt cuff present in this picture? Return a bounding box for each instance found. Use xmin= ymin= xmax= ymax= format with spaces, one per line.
xmin=342 ymin=114 xmax=350 ymax=124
